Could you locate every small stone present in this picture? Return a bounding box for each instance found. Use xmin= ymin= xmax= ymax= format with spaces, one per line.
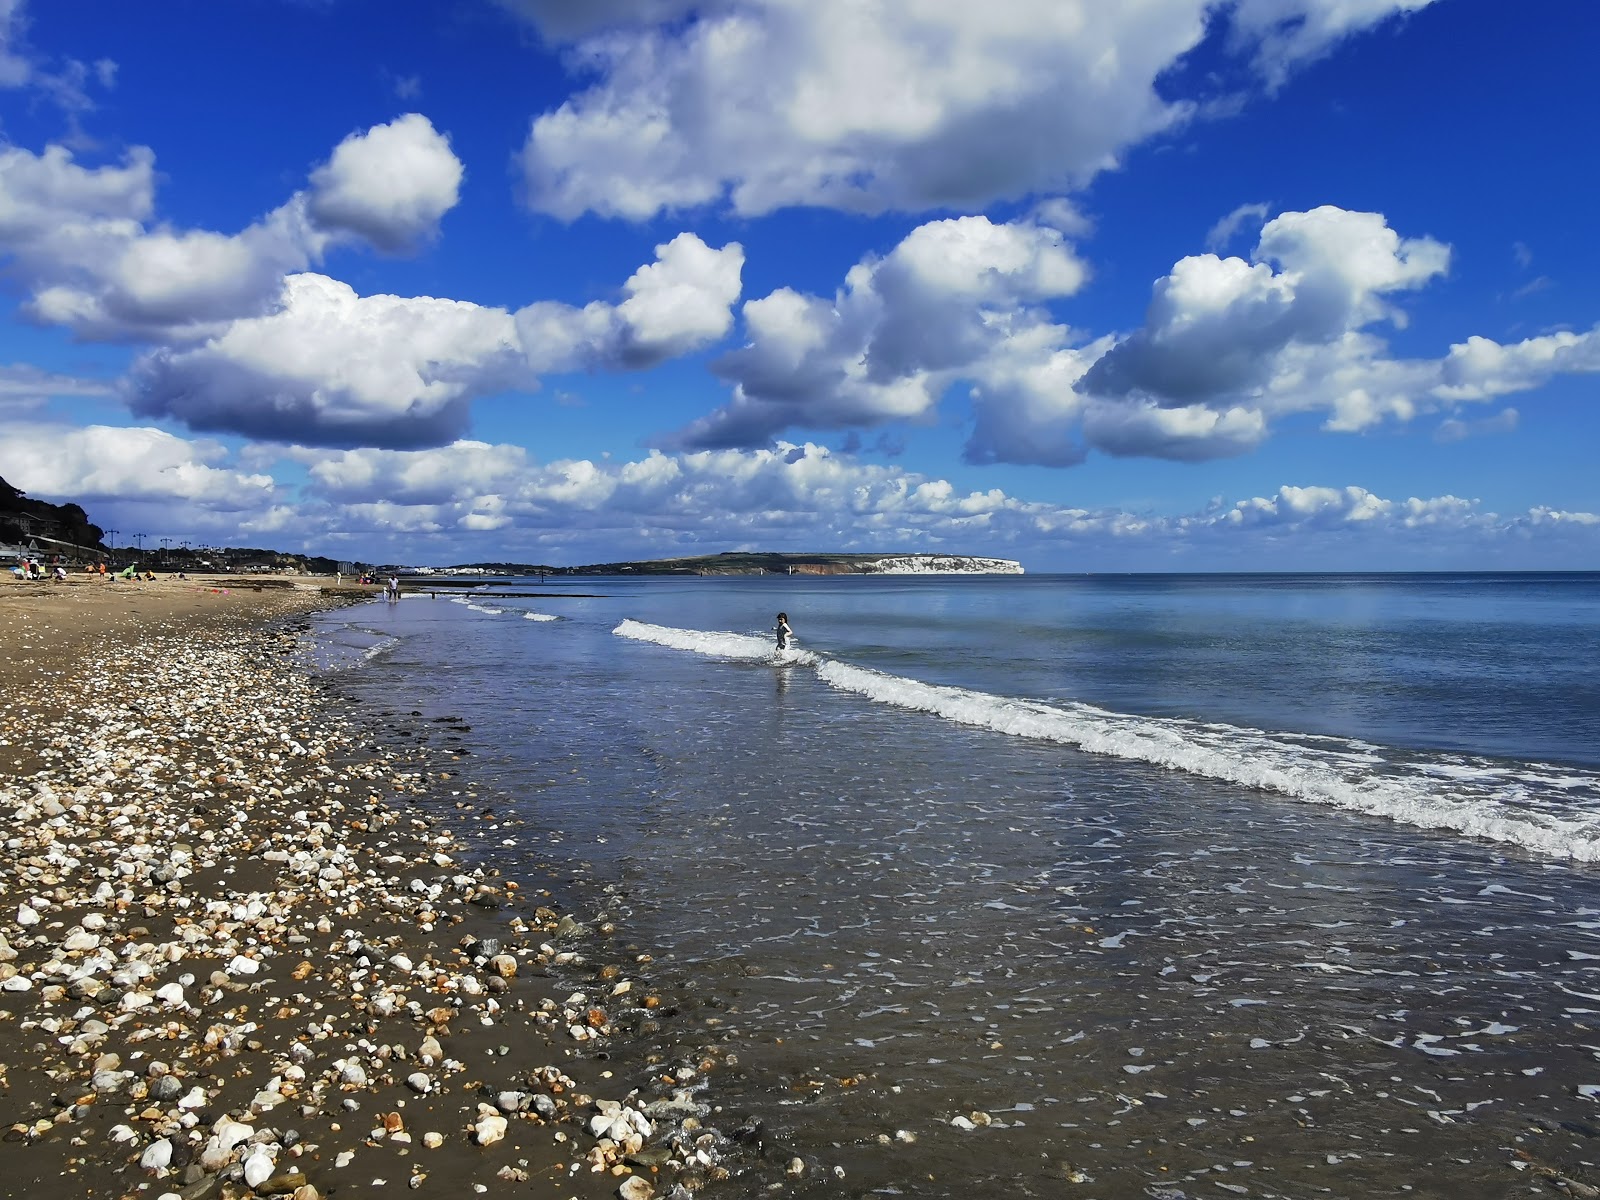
xmin=473 ymin=1110 xmax=508 ymax=1146
xmin=140 ymin=1138 xmax=173 ymax=1171
xmin=150 ymin=1076 xmax=183 ymax=1103
xmin=243 ymin=1147 xmax=277 ymax=1189
xmin=257 ymin=1172 xmax=310 ymax=1195
xmin=618 ymin=1177 xmax=655 ymax=1200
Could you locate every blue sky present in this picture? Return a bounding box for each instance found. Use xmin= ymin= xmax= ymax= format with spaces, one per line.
xmin=0 ymin=0 xmax=1595 ymax=570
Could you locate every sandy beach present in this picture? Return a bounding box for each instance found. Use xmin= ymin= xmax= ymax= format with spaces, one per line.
xmin=0 ymin=575 xmax=752 ymax=1200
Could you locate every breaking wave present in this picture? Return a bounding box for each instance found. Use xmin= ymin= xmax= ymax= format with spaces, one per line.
xmin=613 ymin=619 xmax=1600 ymax=862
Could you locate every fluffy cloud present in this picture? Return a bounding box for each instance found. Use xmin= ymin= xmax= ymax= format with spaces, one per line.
xmin=132 ymin=234 xmax=743 ymax=449
xmin=667 ymin=204 xmax=1600 ymax=468
xmin=514 ymin=0 xmax=1436 ymax=220
xmin=0 ymin=141 xmax=310 ymax=339
xmin=515 ymin=232 xmax=744 ymax=370
xmin=9 ymin=424 xmax=1594 ymax=568
xmin=297 ymin=440 xmax=1061 ymax=545
xmin=280 ymin=440 xmax=1600 ymax=568
xmin=971 ymin=206 xmax=1518 ymax=464
xmin=1065 ymin=208 xmax=1600 ymax=457
xmin=302 ymin=440 xmax=534 ymax=505
xmin=306 ymin=113 xmax=464 ymax=252
xmin=1081 ymin=206 xmax=1449 ymax=405
xmin=0 ymin=115 xmax=462 ymax=341
xmin=0 ymin=421 xmax=275 ymax=509
xmin=672 ymin=214 xmax=1083 ymax=447
xmin=1436 ymin=327 xmax=1600 ymax=400
xmin=130 ymin=273 xmax=527 ymax=449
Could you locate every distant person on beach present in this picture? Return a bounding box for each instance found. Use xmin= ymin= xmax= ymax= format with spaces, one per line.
xmin=388 ymin=576 xmax=400 ymax=603
xmin=775 ymin=612 xmax=793 ymax=650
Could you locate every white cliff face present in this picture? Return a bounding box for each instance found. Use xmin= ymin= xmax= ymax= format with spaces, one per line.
xmin=861 ymin=556 xmax=1024 ymax=575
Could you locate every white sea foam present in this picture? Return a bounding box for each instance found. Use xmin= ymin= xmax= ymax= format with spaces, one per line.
xmin=615 ymin=619 xmax=818 ymax=665
xmin=523 ymin=612 xmax=558 ymax=622
xmin=613 ymin=619 xmax=1600 ymax=863
xmin=361 ymin=636 xmax=397 ymax=662
xmin=815 ymin=657 xmax=1600 ymax=863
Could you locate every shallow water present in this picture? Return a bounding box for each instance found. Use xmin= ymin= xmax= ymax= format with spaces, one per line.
xmin=315 ymin=573 xmax=1600 ymax=1196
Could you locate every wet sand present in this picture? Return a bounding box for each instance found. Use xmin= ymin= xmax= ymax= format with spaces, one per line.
xmin=0 ymin=576 xmax=746 ymax=1200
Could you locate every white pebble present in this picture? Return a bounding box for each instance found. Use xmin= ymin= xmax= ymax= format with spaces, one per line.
xmin=139 ymin=1138 xmax=173 ymax=1171
xmin=473 ymin=1111 xmax=508 ymax=1146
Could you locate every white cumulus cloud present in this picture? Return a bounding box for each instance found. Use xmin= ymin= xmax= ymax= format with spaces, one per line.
xmin=131 ymin=234 xmax=743 ymax=449
xmin=306 ymin=113 xmax=464 ymax=252
xmin=278 ymin=440 xmax=1600 ymax=569
xmin=515 ymin=232 xmax=744 ymax=371
xmin=130 ymin=273 xmax=527 ymax=449
xmin=0 ymin=421 xmax=276 ymax=509
xmin=673 ymin=214 xmax=1084 ymax=447
xmin=0 ymin=115 xmax=463 ymax=342
xmin=514 ymin=0 xmax=1437 ymax=221
xmin=660 ymin=204 xmax=1596 ymax=469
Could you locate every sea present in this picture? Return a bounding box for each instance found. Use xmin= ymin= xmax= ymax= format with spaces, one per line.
xmin=310 ymin=572 xmax=1600 ymax=1198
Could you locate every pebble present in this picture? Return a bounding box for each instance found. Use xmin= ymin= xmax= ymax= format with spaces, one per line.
xmin=243 ymin=1146 xmax=278 ymax=1188
xmin=473 ymin=1108 xmax=508 ymax=1147
xmin=0 ymin=607 xmax=744 ymax=1199
xmin=140 ymin=1137 xmax=173 ymax=1171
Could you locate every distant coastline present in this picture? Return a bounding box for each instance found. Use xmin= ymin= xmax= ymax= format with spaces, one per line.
xmin=407 ymin=551 xmax=1025 ymax=577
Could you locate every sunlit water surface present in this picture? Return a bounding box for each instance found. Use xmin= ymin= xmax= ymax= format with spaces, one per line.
xmin=315 ymin=573 xmax=1600 ymax=1198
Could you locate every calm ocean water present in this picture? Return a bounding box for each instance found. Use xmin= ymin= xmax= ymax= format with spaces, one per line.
xmin=314 ymin=573 xmax=1600 ymax=1198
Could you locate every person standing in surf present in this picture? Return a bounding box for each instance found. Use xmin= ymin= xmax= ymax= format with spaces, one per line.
xmin=775 ymin=612 xmax=793 ymax=651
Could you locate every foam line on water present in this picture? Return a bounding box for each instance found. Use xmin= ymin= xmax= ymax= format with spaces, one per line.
xmin=615 ymin=619 xmax=817 ymax=665
xmin=814 ymin=659 xmax=1600 ymax=862
xmin=614 ymin=620 xmax=1600 ymax=863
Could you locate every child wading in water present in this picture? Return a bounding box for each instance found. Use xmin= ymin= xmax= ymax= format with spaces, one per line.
xmin=775 ymin=612 xmax=793 ymax=651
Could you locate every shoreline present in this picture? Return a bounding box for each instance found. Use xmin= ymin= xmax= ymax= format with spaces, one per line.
xmin=0 ymin=577 xmax=757 ymax=1199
